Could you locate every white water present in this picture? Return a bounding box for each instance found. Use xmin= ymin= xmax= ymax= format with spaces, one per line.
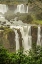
xmin=15 ymin=4 xmax=28 ymax=13
xmin=26 ymin=6 xmax=28 ymax=13
xmin=10 ymin=25 xmax=32 ymax=53
xmin=14 ymin=29 xmax=20 ymax=51
xmin=0 ymin=4 xmax=42 ymax=53
xmin=12 ymin=25 xmax=42 ymax=53
xmin=0 ymin=4 xmax=28 ymax=14
xmin=37 ymin=26 xmax=41 ymax=46
xmin=0 ymin=4 xmax=8 ymax=14
xmin=20 ymin=26 xmax=32 ymax=53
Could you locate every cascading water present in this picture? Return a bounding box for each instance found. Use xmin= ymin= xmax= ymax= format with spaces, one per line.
xmin=15 ymin=4 xmax=28 ymax=13
xmin=0 ymin=4 xmax=8 ymax=14
xmin=28 ymin=26 xmax=32 ymax=49
xmin=0 ymin=4 xmax=42 ymax=54
xmin=26 ymin=6 xmax=28 ymax=13
xmin=20 ymin=26 xmax=32 ymax=53
xmin=14 ymin=29 xmax=20 ymax=51
xmin=10 ymin=25 xmax=32 ymax=53
xmin=0 ymin=4 xmax=28 ymax=14
xmin=37 ymin=26 xmax=41 ymax=46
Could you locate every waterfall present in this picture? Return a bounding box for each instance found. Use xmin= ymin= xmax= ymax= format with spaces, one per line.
xmin=37 ymin=26 xmax=41 ymax=46
xmin=0 ymin=4 xmax=28 ymax=14
xmin=10 ymin=25 xmax=32 ymax=53
xmin=0 ymin=4 xmax=8 ymax=14
xmin=20 ymin=26 xmax=32 ymax=53
xmin=28 ymin=26 xmax=32 ymax=49
xmin=15 ymin=4 xmax=28 ymax=13
xmin=14 ymin=29 xmax=20 ymax=51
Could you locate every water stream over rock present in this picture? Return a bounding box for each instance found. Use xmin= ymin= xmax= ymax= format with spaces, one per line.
xmin=0 ymin=4 xmax=42 ymax=53
xmin=0 ymin=4 xmax=8 ymax=14
xmin=15 ymin=4 xmax=28 ymax=13
xmin=0 ymin=4 xmax=28 ymax=14
xmin=37 ymin=26 xmax=42 ymax=46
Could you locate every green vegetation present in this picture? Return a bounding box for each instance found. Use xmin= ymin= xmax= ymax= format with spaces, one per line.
xmin=14 ymin=13 xmax=42 ymax=24
xmin=31 ymin=14 xmax=42 ymax=24
xmin=0 ymin=46 xmax=42 ymax=64
xmin=15 ymin=14 xmax=33 ymax=23
xmin=28 ymin=0 xmax=42 ymax=24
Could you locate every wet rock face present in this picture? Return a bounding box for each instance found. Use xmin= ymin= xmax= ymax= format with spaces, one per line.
xmin=0 ymin=26 xmax=42 ymax=52
xmin=7 ymin=31 xmax=16 ymax=52
xmin=17 ymin=29 xmax=23 ymax=49
xmin=31 ymin=26 xmax=38 ymax=43
xmin=41 ymin=27 xmax=42 ymax=45
xmin=0 ymin=29 xmax=16 ymax=52
xmin=31 ymin=26 xmax=38 ymax=50
xmin=41 ymin=26 xmax=42 ymax=35
xmin=0 ymin=31 xmax=3 ymax=46
xmin=0 ymin=31 xmax=3 ymax=37
xmin=8 ymin=5 xmax=17 ymax=11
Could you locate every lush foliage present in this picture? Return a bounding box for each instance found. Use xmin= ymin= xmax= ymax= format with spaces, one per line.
xmin=0 ymin=46 xmax=42 ymax=64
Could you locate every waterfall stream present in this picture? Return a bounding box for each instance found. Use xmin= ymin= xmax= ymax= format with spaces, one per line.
xmin=0 ymin=4 xmax=28 ymax=14
xmin=0 ymin=4 xmax=8 ymax=14
xmin=14 ymin=29 xmax=20 ymax=51
xmin=0 ymin=4 xmax=42 ymax=53
xmin=10 ymin=25 xmax=32 ymax=53
xmin=15 ymin=4 xmax=28 ymax=13
xmin=20 ymin=26 xmax=32 ymax=53
xmin=10 ymin=25 xmax=42 ymax=53
xmin=37 ymin=26 xmax=41 ymax=46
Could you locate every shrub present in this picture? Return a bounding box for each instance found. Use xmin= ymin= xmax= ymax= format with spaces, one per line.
xmin=0 ymin=46 xmax=42 ymax=64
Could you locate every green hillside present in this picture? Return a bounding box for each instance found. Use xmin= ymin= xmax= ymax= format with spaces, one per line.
xmin=28 ymin=0 xmax=42 ymax=24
